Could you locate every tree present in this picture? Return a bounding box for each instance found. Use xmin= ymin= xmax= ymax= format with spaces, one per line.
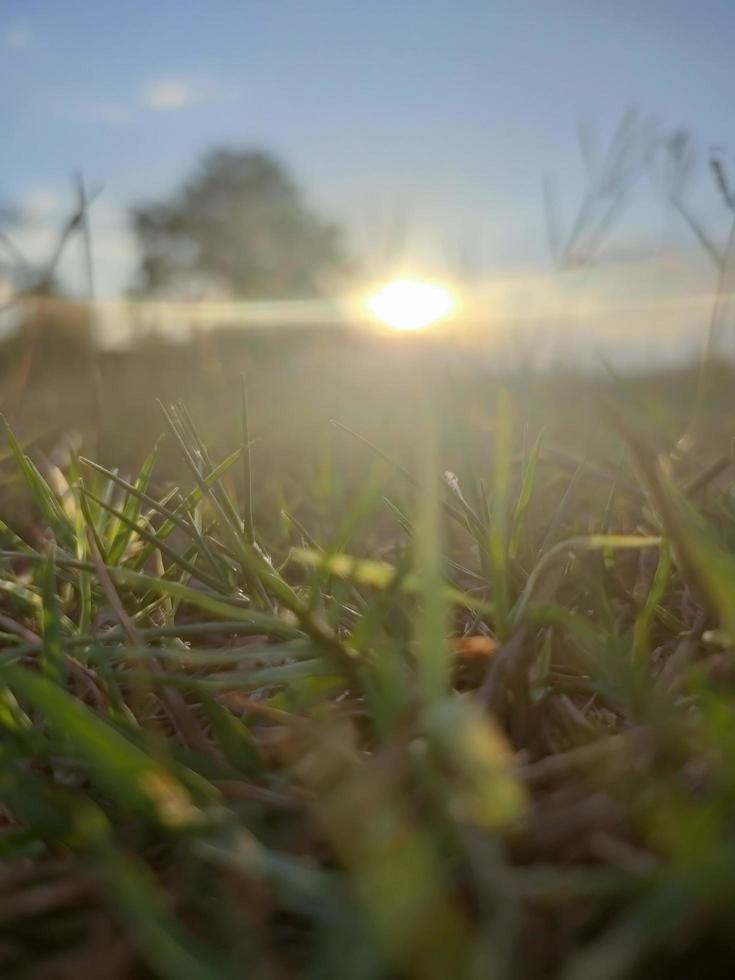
xmin=130 ymin=149 xmax=349 ymax=299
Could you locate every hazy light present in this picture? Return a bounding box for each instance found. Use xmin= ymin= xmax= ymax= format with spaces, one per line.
xmin=366 ymin=279 xmax=456 ymax=331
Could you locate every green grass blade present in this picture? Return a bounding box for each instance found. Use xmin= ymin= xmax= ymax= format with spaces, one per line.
xmin=2 ymin=663 xmax=210 ymax=825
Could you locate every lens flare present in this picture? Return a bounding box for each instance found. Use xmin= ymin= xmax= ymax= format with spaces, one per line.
xmin=366 ymin=279 xmax=456 ymax=331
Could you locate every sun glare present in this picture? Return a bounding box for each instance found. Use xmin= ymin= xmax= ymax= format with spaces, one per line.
xmin=366 ymin=279 xmax=456 ymax=331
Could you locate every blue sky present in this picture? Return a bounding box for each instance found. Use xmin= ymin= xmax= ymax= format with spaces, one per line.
xmin=3 ymin=0 xmax=735 ymax=296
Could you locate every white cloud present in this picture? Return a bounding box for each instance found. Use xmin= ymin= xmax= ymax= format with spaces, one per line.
xmin=5 ymin=22 xmax=31 ymax=49
xmin=63 ymin=76 xmax=235 ymax=125
xmin=142 ymin=77 xmax=202 ymax=111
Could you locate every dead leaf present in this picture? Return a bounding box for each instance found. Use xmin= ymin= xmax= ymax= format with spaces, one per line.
xmin=453 ymin=635 xmax=498 ymax=658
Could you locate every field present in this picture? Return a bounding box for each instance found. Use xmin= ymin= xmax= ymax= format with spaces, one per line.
xmin=3 ymin=327 xmax=735 ymax=978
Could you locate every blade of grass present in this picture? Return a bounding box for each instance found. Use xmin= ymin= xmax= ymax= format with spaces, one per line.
xmin=240 ymin=376 xmax=255 ymax=544
xmin=2 ymin=663 xmax=209 ymax=824
xmin=511 ymin=534 xmax=661 ymax=628
xmin=414 ymin=393 xmax=450 ymax=704
xmin=488 ymin=390 xmax=512 ymax=638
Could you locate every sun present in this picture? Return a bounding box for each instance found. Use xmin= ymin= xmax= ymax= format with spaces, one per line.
xmin=365 ymin=279 xmax=457 ymax=331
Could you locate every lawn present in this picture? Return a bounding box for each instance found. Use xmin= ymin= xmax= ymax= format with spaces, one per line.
xmin=2 ymin=330 xmax=735 ymax=978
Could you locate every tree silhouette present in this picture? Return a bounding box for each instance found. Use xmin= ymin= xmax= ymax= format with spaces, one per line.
xmin=130 ymin=148 xmax=349 ymax=299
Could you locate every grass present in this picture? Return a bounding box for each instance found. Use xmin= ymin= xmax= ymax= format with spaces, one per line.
xmin=4 ymin=356 xmax=735 ymax=979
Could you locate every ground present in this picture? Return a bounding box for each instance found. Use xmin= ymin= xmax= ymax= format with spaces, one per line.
xmin=2 ymin=327 xmax=735 ymax=978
